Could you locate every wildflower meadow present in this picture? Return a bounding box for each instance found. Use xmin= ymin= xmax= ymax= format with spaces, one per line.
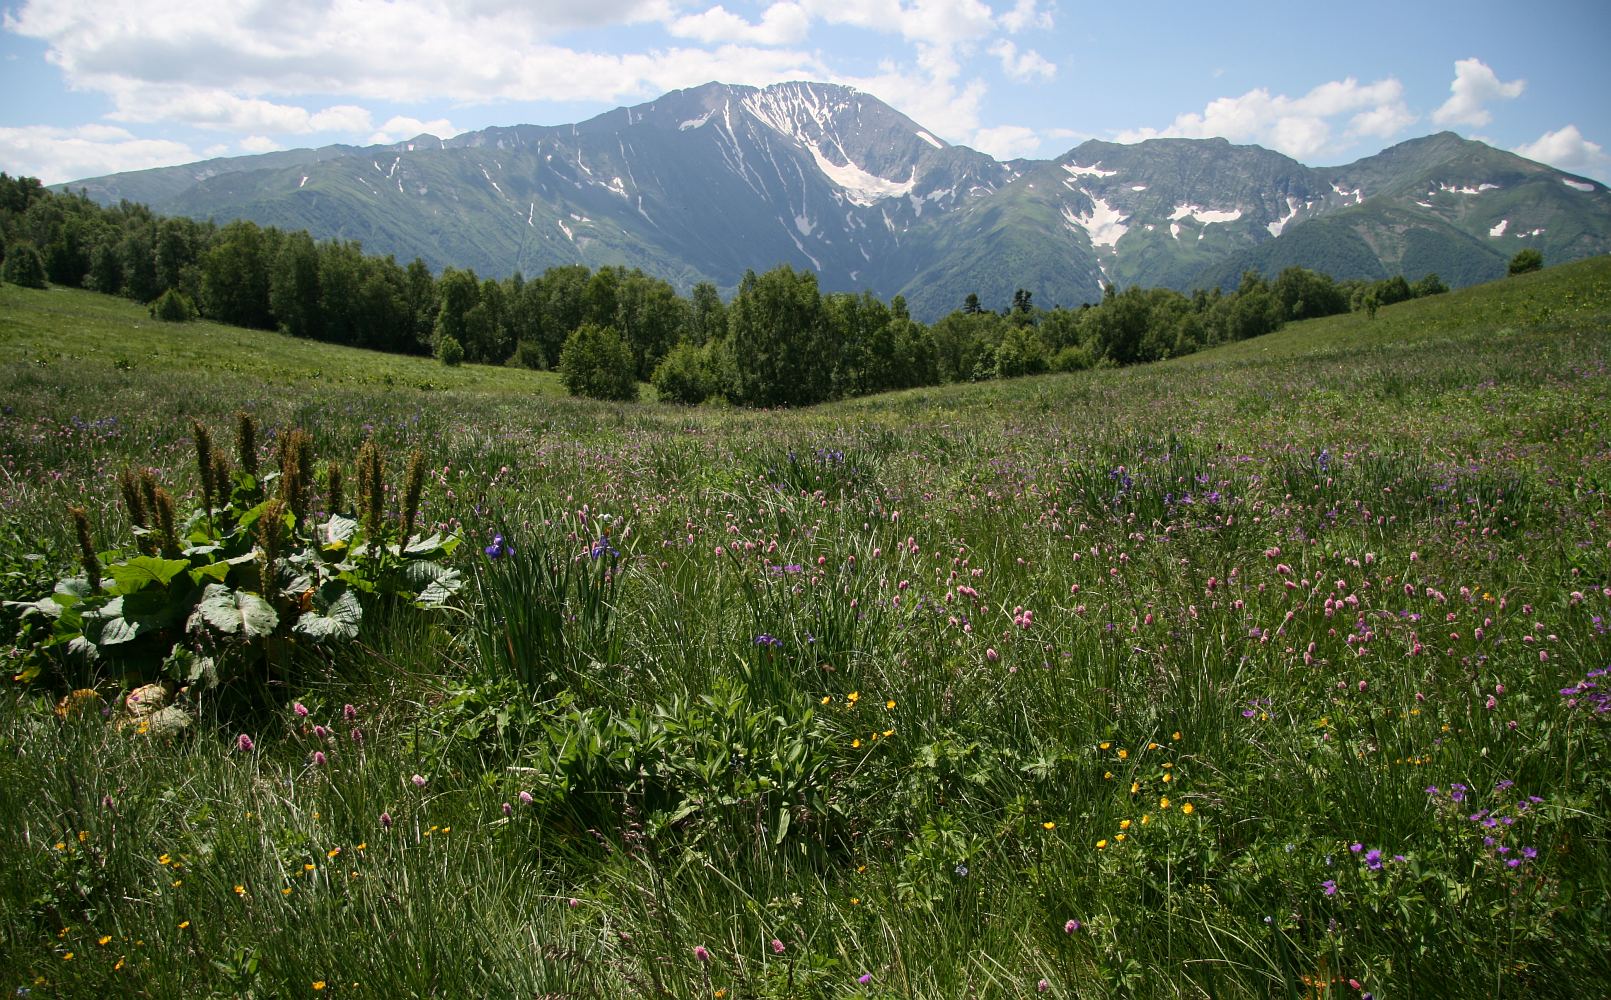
xmin=2 ymin=260 xmax=1609 ymax=997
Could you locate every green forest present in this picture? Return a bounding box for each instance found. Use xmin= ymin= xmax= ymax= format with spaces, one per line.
xmin=4 ymin=173 xmax=1456 ymax=408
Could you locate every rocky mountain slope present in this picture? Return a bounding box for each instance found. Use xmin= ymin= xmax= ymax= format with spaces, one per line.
xmin=60 ymin=81 xmax=1611 ymax=319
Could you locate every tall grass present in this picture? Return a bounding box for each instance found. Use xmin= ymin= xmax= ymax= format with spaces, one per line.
xmin=2 ymin=261 xmax=1609 ymax=996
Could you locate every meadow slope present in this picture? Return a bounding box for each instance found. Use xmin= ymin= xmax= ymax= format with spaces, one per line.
xmin=1 ymin=260 xmax=1609 ymax=998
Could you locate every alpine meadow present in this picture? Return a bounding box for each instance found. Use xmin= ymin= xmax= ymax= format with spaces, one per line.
xmin=4 ymin=10 xmax=1611 ymax=992
xmin=2 ymin=246 xmax=1609 ymax=996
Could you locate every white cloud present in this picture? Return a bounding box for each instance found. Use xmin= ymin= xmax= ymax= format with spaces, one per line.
xmin=1114 ymin=76 xmax=1414 ymax=160
xmin=1514 ymin=125 xmax=1610 ymax=183
xmin=105 ymin=87 xmax=375 ymax=135
xmin=998 ymin=0 xmax=1052 ymax=33
xmin=367 ymin=116 xmax=462 ymax=145
xmin=4 ymin=0 xmax=809 ymax=122
xmin=802 ymin=0 xmax=997 ymax=51
xmin=1432 ymin=58 xmax=1524 ymax=128
xmin=0 ymin=123 xmax=197 ymax=184
xmin=669 ymin=3 xmax=810 ymax=45
xmin=988 ymin=40 xmax=1055 ymax=82
xmin=239 ymin=135 xmax=283 ymax=153
xmin=970 ymin=124 xmax=1042 ymax=159
xmin=836 ymin=61 xmax=987 ymax=144
xmin=2 ymin=0 xmax=1069 ymax=182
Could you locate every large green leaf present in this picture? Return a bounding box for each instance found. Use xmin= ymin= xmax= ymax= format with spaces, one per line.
xmin=192 ymin=583 xmax=278 ymax=638
xmin=404 ymin=560 xmax=462 ymax=606
xmin=108 ymin=556 xmax=192 ymax=593
xmin=96 ymin=615 xmax=143 ymax=646
xmin=322 ymin=514 xmax=360 ymax=547
xmin=293 ymin=588 xmax=363 ymax=643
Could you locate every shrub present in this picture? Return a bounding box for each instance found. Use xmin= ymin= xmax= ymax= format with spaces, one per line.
xmin=650 ymin=341 xmax=712 ymax=404
xmin=149 ymin=288 xmax=198 ymax=322
xmin=436 ymin=333 xmax=465 ymax=366
xmin=558 ymin=323 xmax=638 ymax=402
xmin=2 ymin=242 xmax=48 ymax=289
xmin=1509 ymin=248 xmax=1543 ymax=275
xmin=512 ymin=338 xmax=547 ymax=370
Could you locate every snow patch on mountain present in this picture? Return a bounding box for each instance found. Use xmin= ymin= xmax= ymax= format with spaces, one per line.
xmin=1170 ymin=203 xmax=1242 ymax=225
xmin=298 ymin=176 xmax=308 ymax=189
xmin=1267 ymin=197 xmax=1300 ymax=237
xmin=1490 ymin=219 xmax=1508 ymax=237
xmin=607 ymin=176 xmax=628 ymax=198
xmin=1064 ymin=162 xmax=1117 ymax=178
xmin=807 ymin=143 xmax=917 ymax=205
xmin=556 ymin=219 xmax=574 ymax=241
xmin=1563 ymin=178 xmax=1595 ymax=192
xmin=1063 ymin=194 xmax=1128 ymax=248
xmin=1437 ymin=181 xmax=1500 ymax=195
xmin=917 ymin=130 xmax=943 ymax=149
xmin=680 ymin=112 xmax=715 ymax=131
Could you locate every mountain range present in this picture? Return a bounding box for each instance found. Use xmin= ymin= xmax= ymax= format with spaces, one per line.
xmin=58 ymin=81 xmax=1611 ymax=320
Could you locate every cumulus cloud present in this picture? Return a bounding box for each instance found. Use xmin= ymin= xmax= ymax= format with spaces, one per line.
xmin=1432 ymin=58 xmax=1524 ymax=128
xmin=239 ymin=135 xmax=283 ymax=153
xmin=0 ymin=123 xmax=197 ymax=184
xmin=1514 ymin=125 xmax=1610 ymax=183
xmin=669 ymin=3 xmax=810 ymax=46
xmin=367 ymin=116 xmax=463 ymax=145
xmin=1114 ymin=76 xmax=1415 ymax=160
xmin=989 ymin=40 xmax=1055 ymax=83
xmin=999 ymin=0 xmax=1053 ymax=33
xmin=4 ymin=0 xmax=814 ymax=119
xmin=969 ymin=124 xmax=1043 ymax=159
xmin=2 ymin=0 xmax=1069 ymax=180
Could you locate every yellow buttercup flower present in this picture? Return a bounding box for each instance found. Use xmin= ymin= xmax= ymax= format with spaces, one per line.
xmin=1159 ymin=797 xmax=1171 ymax=810
xmin=1098 ymin=742 xmax=1111 ymax=750
xmin=1119 ymin=819 xmax=1132 ymax=830
xmin=1096 ymin=839 xmax=1108 ymax=849
xmin=1042 ymin=821 xmax=1056 ymax=830
xmin=1182 ymin=803 xmax=1195 ymax=815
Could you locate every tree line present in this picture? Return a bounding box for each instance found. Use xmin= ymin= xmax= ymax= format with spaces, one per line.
xmin=3 ymin=172 xmax=1461 ymax=407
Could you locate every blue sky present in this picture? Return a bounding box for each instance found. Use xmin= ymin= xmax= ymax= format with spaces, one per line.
xmin=2 ymin=0 xmax=1608 ymax=185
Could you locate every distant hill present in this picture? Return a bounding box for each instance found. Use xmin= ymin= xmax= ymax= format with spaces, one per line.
xmin=57 ymin=81 xmax=1611 ymax=320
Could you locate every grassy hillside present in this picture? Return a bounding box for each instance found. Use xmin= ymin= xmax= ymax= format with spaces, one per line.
xmin=1 ymin=261 xmax=1608 ymax=998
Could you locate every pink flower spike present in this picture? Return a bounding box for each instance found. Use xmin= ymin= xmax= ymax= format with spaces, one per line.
xmin=771 ymin=938 xmax=785 ymax=954
xmin=343 ymin=703 xmax=358 ymax=720
xmin=411 ymin=774 xmax=427 ymax=788
xmin=236 ymin=734 xmax=255 ymax=752
xmin=693 ymin=945 xmax=710 ymax=962
xmin=293 ymin=702 xmax=309 ymax=718
xmin=380 ymin=811 xmax=393 ymax=830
